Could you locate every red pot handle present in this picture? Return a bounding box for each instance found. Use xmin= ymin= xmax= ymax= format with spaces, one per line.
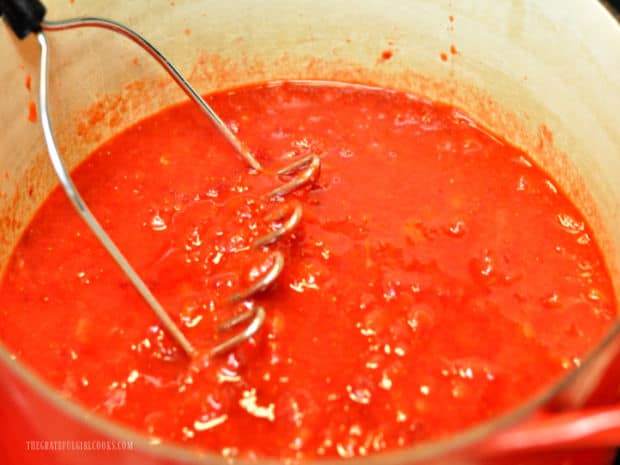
xmin=479 ymin=404 xmax=620 ymax=456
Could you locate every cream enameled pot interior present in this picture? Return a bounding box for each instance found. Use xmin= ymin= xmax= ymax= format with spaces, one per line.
xmin=0 ymin=0 xmax=619 ymax=464
xmin=2 ymin=1 xmax=620 ymax=281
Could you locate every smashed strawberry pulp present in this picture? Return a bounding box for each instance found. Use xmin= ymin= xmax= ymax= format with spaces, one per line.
xmin=0 ymin=82 xmax=615 ymax=459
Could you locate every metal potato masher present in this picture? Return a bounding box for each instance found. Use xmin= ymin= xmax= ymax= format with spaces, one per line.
xmin=1 ymin=0 xmax=321 ymax=360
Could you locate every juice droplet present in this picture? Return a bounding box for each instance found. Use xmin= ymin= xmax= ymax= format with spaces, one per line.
xmin=28 ymin=101 xmax=37 ymax=123
xmin=381 ymin=50 xmax=393 ymax=61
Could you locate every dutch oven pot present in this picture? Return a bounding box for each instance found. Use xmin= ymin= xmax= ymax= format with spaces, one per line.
xmin=1 ymin=0 xmax=620 ymax=464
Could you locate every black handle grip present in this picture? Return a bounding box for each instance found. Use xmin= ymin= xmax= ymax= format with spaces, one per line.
xmin=0 ymin=0 xmax=46 ymax=39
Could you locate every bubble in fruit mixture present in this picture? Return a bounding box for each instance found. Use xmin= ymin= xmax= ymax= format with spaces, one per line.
xmin=193 ymin=414 xmax=229 ymax=432
xmin=339 ymin=148 xmax=355 ymax=159
xmin=150 ymin=213 xmax=167 ymax=231
xmin=347 ymin=382 xmax=372 ymax=405
xmin=557 ymin=213 xmax=584 ymax=234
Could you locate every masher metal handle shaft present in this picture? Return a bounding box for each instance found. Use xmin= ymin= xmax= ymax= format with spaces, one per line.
xmin=35 ymin=30 xmax=200 ymax=358
xmin=41 ymin=17 xmax=263 ymax=171
xmin=3 ymin=0 xmax=321 ymax=363
xmin=0 ymin=0 xmax=262 ymax=171
xmin=2 ymin=0 xmax=266 ymax=359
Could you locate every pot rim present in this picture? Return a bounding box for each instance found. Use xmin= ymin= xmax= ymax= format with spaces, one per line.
xmin=1 ymin=1 xmax=619 ymax=464
xmin=4 ymin=318 xmax=620 ymax=465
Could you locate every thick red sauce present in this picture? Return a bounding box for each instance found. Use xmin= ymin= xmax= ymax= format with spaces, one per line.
xmin=0 ymin=82 xmax=615 ymax=459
